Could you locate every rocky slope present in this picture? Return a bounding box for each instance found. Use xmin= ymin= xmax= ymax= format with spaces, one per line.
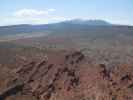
xmin=0 ymin=50 xmax=133 ymax=100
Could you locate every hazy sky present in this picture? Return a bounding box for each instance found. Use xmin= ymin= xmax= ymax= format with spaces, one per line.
xmin=0 ymin=0 xmax=133 ymax=26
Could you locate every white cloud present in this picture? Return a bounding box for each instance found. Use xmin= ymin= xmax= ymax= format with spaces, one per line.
xmin=0 ymin=8 xmax=69 ymax=26
xmin=13 ymin=8 xmax=55 ymax=18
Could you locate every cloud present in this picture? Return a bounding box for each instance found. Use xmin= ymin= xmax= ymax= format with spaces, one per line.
xmin=0 ymin=8 xmax=68 ymax=26
xmin=13 ymin=8 xmax=55 ymax=18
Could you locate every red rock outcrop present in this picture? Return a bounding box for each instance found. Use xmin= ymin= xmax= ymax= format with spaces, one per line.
xmin=0 ymin=50 xmax=133 ymax=100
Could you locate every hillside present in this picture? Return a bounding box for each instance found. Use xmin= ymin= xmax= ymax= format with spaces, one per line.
xmin=0 ymin=42 xmax=47 ymax=68
xmin=0 ymin=50 xmax=132 ymax=100
xmin=11 ymin=25 xmax=133 ymax=65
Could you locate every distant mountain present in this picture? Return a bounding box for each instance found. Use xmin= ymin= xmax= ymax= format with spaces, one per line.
xmin=0 ymin=19 xmax=132 ymax=41
xmin=0 ymin=19 xmax=111 ymax=35
xmin=60 ymin=19 xmax=111 ymax=26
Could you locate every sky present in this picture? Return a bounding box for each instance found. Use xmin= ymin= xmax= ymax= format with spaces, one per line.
xmin=0 ymin=0 xmax=133 ymax=26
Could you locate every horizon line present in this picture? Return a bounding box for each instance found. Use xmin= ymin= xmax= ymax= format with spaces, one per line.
xmin=0 ymin=19 xmax=132 ymax=27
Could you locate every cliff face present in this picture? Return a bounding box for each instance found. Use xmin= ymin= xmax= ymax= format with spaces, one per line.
xmin=0 ymin=50 xmax=133 ymax=100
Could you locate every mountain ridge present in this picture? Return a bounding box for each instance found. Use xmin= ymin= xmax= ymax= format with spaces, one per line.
xmin=0 ymin=19 xmax=111 ymax=27
xmin=0 ymin=19 xmax=132 ymax=41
